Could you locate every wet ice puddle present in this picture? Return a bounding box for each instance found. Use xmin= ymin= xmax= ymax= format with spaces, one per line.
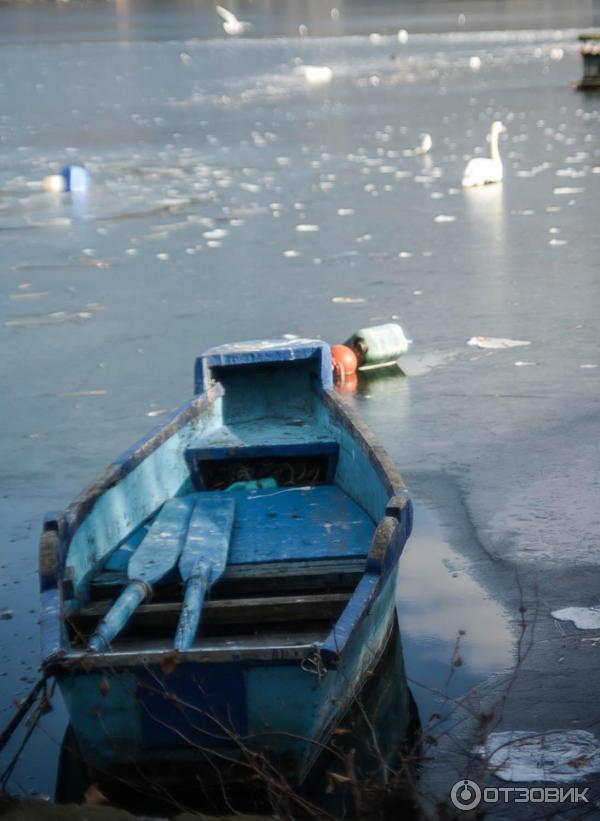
xmin=396 ymin=505 xmax=513 ymax=732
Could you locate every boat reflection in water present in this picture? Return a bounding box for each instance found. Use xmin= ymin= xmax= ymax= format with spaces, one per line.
xmin=56 ymin=615 xmax=420 ymax=817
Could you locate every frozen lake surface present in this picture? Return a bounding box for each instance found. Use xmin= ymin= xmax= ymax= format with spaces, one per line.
xmin=1 ymin=0 xmax=599 ymax=803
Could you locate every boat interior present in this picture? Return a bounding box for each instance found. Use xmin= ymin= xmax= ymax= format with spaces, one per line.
xmin=64 ymin=353 xmax=389 ymax=656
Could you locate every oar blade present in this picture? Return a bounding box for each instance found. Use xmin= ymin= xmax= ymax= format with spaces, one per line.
xmin=179 ymin=497 xmax=235 ymax=583
xmin=129 ymin=497 xmax=194 ymax=585
xmin=175 ymin=497 xmax=235 ymax=650
xmin=89 ymin=497 xmax=194 ymax=652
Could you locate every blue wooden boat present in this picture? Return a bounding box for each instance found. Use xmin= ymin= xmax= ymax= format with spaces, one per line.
xmin=39 ymin=338 xmax=413 ymax=794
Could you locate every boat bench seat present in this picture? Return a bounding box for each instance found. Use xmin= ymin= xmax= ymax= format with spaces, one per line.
xmin=91 ymin=556 xmax=366 ymax=601
xmin=203 ymin=485 xmax=375 ymax=565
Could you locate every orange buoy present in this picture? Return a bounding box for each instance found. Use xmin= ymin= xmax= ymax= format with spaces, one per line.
xmin=331 ymin=344 xmax=358 ymax=378
xmin=336 ymin=371 xmax=358 ymax=394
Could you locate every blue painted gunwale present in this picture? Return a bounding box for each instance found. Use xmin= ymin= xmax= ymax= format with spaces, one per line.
xmin=39 ymin=337 xmax=413 ymax=780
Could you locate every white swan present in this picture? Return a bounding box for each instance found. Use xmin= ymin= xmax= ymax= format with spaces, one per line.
xmin=462 ymin=121 xmax=506 ymax=187
xmin=403 ymin=133 xmax=432 ymax=157
xmin=416 ymin=133 xmax=432 ymax=155
xmin=216 ymin=5 xmax=251 ymax=36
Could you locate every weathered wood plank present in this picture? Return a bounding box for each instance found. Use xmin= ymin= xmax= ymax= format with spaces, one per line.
xmin=58 ymin=628 xmax=328 ymax=669
xmin=93 ymin=556 xmax=365 ymax=587
xmin=73 ymin=592 xmax=351 ymax=627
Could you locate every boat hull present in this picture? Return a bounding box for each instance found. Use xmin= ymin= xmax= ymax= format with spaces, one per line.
xmin=56 ymin=562 xmax=401 ymax=778
xmin=56 ymin=615 xmax=417 ymax=814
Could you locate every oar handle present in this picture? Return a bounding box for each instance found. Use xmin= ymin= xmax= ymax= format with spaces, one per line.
xmin=88 ymin=580 xmax=148 ymax=653
xmin=174 ymin=574 xmax=208 ymax=652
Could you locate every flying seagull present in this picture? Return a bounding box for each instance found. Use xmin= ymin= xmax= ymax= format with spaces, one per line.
xmin=216 ymin=5 xmax=251 ymax=36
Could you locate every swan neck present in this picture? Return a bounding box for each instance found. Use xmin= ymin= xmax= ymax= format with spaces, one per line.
xmin=489 ymin=131 xmax=501 ymax=162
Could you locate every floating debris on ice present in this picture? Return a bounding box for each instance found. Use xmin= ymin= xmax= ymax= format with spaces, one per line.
xmin=514 ymin=361 xmax=536 ymax=367
xmin=397 ymin=29 xmax=408 ymax=44
xmin=337 ymin=208 xmax=354 ymax=216
xmin=60 ymin=390 xmax=108 ymax=398
xmin=467 ymin=337 xmax=531 ymax=350
xmin=580 ymin=364 xmax=597 ymax=369
xmin=297 ymin=65 xmax=333 ymax=84
xmin=434 ymin=214 xmax=456 ymax=223
xmin=295 ymin=224 xmax=319 ymax=232
xmin=6 ymin=309 xmax=100 ymax=328
xmin=553 ymin=187 xmax=584 ymax=195
xmin=283 ymin=250 xmax=300 ymax=258
xmin=9 ymin=292 xmax=48 ymax=301
xmin=0 ymin=609 xmax=14 ymax=621
xmin=399 ymin=351 xmax=456 ymax=376
xmin=331 ymin=296 xmax=366 ymax=304
xmin=552 ymin=607 xmax=600 ymax=630
xmin=469 ymin=55 xmax=482 ymax=70
xmin=28 ymin=217 xmax=72 ymax=228
xmin=477 ymin=730 xmax=600 ymax=782
xmin=147 ymin=409 xmax=167 ymax=418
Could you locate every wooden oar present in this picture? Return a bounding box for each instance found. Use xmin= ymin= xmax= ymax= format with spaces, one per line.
xmin=174 ymin=497 xmax=235 ymax=651
xmin=89 ymin=498 xmax=194 ymax=652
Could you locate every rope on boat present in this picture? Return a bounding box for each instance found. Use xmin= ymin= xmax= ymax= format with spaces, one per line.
xmin=301 ymin=649 xmax=327 ymax=681
xmin=0 ymin=674 xmax=54 ymax=788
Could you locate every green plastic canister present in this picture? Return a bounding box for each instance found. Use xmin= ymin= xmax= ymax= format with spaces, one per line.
xmin=345 ymin=323 xmax=409 ymax=368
